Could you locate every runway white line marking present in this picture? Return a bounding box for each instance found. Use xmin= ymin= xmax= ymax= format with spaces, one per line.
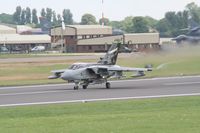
xmin=1 ymin=93 xmax=200 ymax=107
xmin=0 ymin=90 xmax=73 ymax=96
xmin=1 ymin=75 xmax=200 ymax=90
xmin=0 ymin=84 xmax=71 ymax=90
xmin=164 ymin=81 xmax=200 ymax=86
xmin=111 ymin=75 xmax=200 ymax=83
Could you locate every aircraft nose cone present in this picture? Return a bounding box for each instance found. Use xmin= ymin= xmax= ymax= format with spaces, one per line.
xmin=61 ymin=70 xmax=72 ymax=80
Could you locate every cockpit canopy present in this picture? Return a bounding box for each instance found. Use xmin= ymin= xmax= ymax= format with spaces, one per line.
xmin=68 ymin=63 xmax=97 ymax=70
xmin=69 ymin=64 xmax=80 ymax=70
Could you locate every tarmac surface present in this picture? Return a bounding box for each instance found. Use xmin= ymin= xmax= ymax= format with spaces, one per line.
xmin=0 ymin=55 xmax=100 ymax=63
xmin=0 ymin=76 xmax=200 ymax=107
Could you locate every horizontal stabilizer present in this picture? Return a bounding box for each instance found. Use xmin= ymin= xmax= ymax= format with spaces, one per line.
xmin=132 ymin=71 xmax=145 ymax=77
xmin=110 ymin=75 xmax=126 ymax=79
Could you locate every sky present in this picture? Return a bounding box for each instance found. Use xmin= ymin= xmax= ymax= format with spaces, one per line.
xmin=0 ymin=0 xmax=200 ymax=22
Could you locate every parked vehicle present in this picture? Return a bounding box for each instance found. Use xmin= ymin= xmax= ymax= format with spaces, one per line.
xmin=0 ymin=46 xmax=9 ymax=53
xmin=31 ymin=46 xmax=45 ymax=52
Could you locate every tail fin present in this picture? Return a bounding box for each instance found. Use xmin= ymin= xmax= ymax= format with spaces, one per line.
xmin=188 ymin=19 xmax=199 ymax=29
xmin=98 ymin=42 xmax=131 ymax=65
xmin=98 ymin=43 xmax=120 ymax=65
xmin=180 ymin=19 xmax=200 ymax=32
xmin=187 ymin=19 xmax=200 ymax=35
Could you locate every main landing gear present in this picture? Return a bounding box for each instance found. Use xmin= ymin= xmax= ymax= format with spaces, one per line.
xmin=106 ymin=82 xmax=111 ymax=89
xmin=73 ymin=82 xmax=110 ymax=90
xmin=82 ymin=85 xmax=88 ymax=89
xmin=73 ymin=84 xmax=88 ymax=90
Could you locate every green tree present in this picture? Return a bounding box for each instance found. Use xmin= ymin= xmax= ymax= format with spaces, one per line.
xmin=13 ymin=6 xmax=22 ymax=24
xmin=132 ymin=16 xmax=149 ymax=33
xmin=186 ymin=2 xmax=200 ymax=23
xmin=25 ymin=7 xmax=31 ymax=24
xmin=99 ymin=17 xmax=110 ymax=25
xmin=0 ymin=13 xmax=13 ymax=24
xmin=144 ymin=16 xmax=158 ymax=28
xmin=52 ymin=11 xmax=58 ymax=26
xmin=176 ymin=11 xmax=188 ymax=30
xmin=21 ymin=9 xmax=26 ymax=24
xmin=41 ymin=8 xmax=46 ymax=17
xmin=121 ymin=16 xmax=134 ymax=33
xmin=81 ymin=13 xmax=97 ymax=25
xmin=164 ymin=11 xmax=188 ymax=36
xmin=165 ymin=12 xmax=179 ymax=27
xmin=62 ymin=9 xmax=73 ymax=25
xmin=156 ymin=10 xmax=189 ymax=37
xmin=46 ymin=8 xmax=53 ymax=22
xmin=57 ymin=14 xmax=62 ymax=25
xmin=182 ymin=10 xmax=189 ymax=27
xmin=32 ymin=9 xmax=38 ymax=24
xmin=156 ymin=18 xmax=171 ymax=37
xmin=109 ymin=21 xmax=123 ymax=30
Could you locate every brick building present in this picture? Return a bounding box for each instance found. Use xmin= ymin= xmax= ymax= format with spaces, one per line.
xmin=50 ymin=25 xmax=160 ymax=53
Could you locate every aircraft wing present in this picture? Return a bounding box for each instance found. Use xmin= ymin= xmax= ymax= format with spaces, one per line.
xmin=87 ymin=65 xmax=152 ymax=78
xmin=48 ymin=69 xmax=66 ymax=79
xmin=87 ymin=65 xmax=151 ymax=73
xmin=87 ymin=66 xmax=108 ymax=75
xmin=108 ymin=66 xmax=152 ymax=77
xmin=108 ymin=66 xmax=152 ymax=72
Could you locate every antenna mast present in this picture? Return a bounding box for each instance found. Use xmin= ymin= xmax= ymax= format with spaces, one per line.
xmin=102 ymin=0 xmax=104 ymax=26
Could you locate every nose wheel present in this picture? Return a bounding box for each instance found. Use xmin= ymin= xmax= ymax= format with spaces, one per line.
xmin=82 ymin=85 xmax=88 ymax=89
xmin=74 ymin=86 xmax=79 ymax=90
xmin=106 ymin=82 xmax=111 ymax=89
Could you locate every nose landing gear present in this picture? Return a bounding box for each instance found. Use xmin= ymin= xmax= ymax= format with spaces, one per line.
xmin=74 ymin=85 xmax=79 ymax=90
xmin=73 ymin=81 xmax=111 ymax=90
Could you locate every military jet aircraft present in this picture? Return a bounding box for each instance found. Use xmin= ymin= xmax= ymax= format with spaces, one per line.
xmin=48 ymin=42 xmax=152 ymax=90
xmin=172 ymin=19 xmax=200 ymax=44
xmin=172 ymin=35 xmax=200 ymax=44
xmin=184 ymin=19 xmax=200 ymax=36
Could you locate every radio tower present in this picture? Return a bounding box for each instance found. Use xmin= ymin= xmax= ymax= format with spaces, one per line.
xmin=101 ymin=0 xmax=104 ymax=26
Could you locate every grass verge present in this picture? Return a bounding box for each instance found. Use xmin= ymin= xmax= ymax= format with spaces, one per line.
xmin=1 ymin=47 xmax=200 ymax=86
xmin=0 ymin=53 xmax=98 ymax=59
xmin=0 ymin=96 xmax=200 ymax=133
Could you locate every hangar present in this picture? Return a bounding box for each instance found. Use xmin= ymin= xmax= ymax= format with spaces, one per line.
xmin=51 ymin=25 xmax=160 ymax=53
xmin=0 ymin=25 xmax=50 ymax=53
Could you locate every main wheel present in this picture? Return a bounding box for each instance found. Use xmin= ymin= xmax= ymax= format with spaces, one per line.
xmin=106 ymin=82 xmax=111 ymax=89
xmin=74 ymin=86 xmax=79 ymax=90
xmin=82 ymin=85 xmax=88 ymax=89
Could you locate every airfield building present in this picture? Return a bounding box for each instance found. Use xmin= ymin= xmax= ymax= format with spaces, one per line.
xmin=0 ymin=25 xmax=51 ymax=53
xmin=50 ymin=25 xmax=160 ymax=53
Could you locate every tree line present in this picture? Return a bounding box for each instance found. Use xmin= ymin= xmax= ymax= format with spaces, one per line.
xmin=12 ymin=6 xmax=74 ymax=27
xmin=110 ymin=2 xmax=200 ymax=37
xmin=0 ymin=2 xmax=200 ymax=37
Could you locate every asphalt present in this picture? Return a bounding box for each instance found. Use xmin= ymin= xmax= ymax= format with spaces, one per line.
xmin=0 ymin=76 xmax=200 ymax=107
xmin=0 ymin=55 xmax=100 ymax=63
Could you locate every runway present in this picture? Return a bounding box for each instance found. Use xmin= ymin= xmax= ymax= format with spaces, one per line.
xmin=0 ymin=76 xmax=200 ymax=107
